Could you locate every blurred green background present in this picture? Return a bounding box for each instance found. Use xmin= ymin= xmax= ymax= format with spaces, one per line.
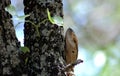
xmin=11 ymin=0 xmax=120 ymax=76
xmin=63 ymin=0 xmax=120 ymax=76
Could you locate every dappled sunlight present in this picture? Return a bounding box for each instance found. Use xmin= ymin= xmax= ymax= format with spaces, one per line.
xmin=93 ymin=51 xmax=106 ymax=68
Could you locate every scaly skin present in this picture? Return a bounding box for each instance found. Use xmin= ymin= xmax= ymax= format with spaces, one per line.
xmin=65 ymin=28 xmax=78 ymax=72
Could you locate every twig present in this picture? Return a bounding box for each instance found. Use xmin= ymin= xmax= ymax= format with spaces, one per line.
xmin=63 ymin=59 xmax=83 ymax=71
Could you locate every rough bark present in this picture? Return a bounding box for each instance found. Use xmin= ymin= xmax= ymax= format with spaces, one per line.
xmin=23 ymin=0 xmax=65 ymax=76
xmin=0 ymin=0 xmax=65 ymax=76
xmin=0 ymin=0 xmax=21 ymax=75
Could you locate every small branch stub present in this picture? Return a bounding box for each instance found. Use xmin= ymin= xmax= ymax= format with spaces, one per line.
xmin=63 ymin=59 xmax=83 ymax=71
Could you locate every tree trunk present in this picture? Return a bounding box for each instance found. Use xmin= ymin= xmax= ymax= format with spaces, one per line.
xmin=0 ymin=0 xmax=65 ymax=76
xmin=0 ymin=0 xmax=21 ymax=75
xmin=23 ymin=0 xmax=65 ymax=76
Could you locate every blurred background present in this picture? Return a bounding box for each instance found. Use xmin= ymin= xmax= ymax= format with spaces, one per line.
xmin=63 ymin=0 xmax=120 ymax=76
xmin=11 ymin=0 xmax=120 ymax=76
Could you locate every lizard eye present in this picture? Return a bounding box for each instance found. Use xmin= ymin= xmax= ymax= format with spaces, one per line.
xmin=72 ymin=51 xmax=74 ymax=53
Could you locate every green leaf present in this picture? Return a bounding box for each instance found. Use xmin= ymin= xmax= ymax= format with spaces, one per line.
xmin=12 ymin=14 xmax=30 ymax=21
xmin=47 ymin=8 xmax=63 ymax=26
xmin=25 ymin=57 xmax=28 ymax=64
xmin=5 ymin=4 xmax=17 ymax=16
xmin=20 ymin=46 xmax=30 ymax=53
xmin=16 ymin=14 xmax=30 ymax=20
xmin=47 ymin=8 xmax=55 ymax=24
xmin=52 ymin=16 xmax=63 ymax=26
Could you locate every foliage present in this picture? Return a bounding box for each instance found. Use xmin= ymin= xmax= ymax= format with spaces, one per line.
xmin=5 ymin=4 xmax=17 ymax=16
xmin=20 ymin=46 xmax=30 ymax=54
xmin=47 ymin=8 xmax=63 ymax=26
xmin=5 ymin=4 xmax=30 ymax=21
